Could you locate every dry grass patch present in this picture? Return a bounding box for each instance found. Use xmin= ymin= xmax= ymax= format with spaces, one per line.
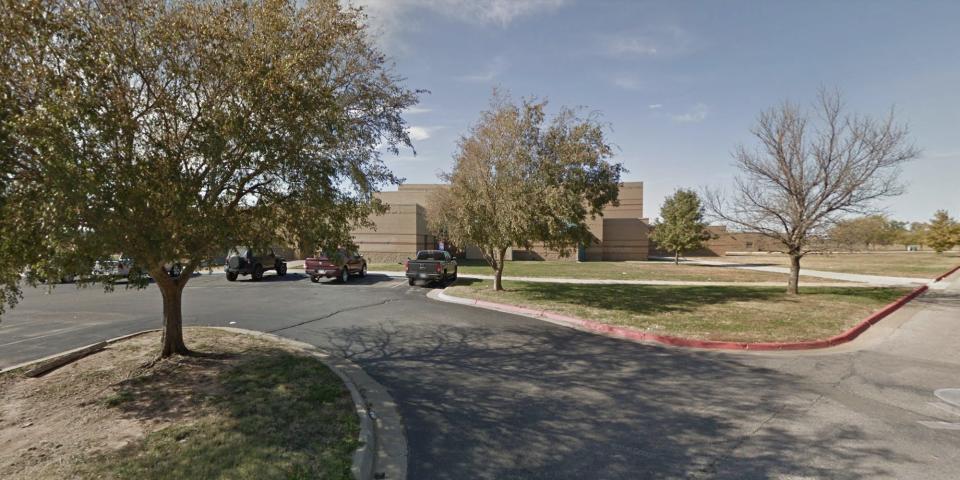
xmin=0 ymin=328 xmax=358 ymax=480
xmin=710 ymin=251 xmax=960 ymax=278
xmin=447 ymin=280 xmax=910 ymax=343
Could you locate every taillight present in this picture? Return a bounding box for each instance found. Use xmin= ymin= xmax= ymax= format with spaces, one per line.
xmin=435 ymin=263 xmax=442 ymax=273
xmin=404 ymin=260 xmax=409 ymax=271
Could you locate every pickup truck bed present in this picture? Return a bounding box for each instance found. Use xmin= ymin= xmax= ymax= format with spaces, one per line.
xmin=405 ymin=250 xmax=457 ymax=286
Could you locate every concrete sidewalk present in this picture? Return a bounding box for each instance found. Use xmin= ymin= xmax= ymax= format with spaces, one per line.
xmin=653 ymin=257 xmax=930 ymax=286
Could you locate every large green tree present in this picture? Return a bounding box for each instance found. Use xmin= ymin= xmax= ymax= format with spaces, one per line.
xmin=651 ymin=189 xmax=710 ymax=264
xmin=430 ymin=92 xmax=623 ymax=291
xmin=925 ymin=210 xmax=959 ymax=253
xmin=0 ymin=0 xmax=418 ymax=357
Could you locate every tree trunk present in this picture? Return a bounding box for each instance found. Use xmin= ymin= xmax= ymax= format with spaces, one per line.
xmin=787 ymin=253 xmax=801 ymax=295
xmin=494 ymin=247 xmax=507 ymax=291
xmin=153 ymin=269 xmax=190 ymax=358
xmin=674 ymin=250 xmax=680 ymax=265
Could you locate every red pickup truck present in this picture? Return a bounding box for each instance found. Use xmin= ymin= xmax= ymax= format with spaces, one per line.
xmin=305 ymin=250 xmax=367 ymax=283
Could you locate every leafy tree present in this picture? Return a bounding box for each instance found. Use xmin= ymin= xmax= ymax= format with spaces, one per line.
xmin=707 ymin=90 xmax=919 ymax=294
xmin=651 ymin=189 xmax=710 ymax=264
xmin=430 ymin=92 xmax=623 ymax=291
xmin=0 ymin=0 xmax=418 ymax=357
xmin=885 ymin=220 xmax=909 ymax=246
xmin=829 ymin=215 xmax=902 ymax=250
xmin=925 ymin=210 xmax=960 ymax=253
xmin=902 ymin=222 xmax=929 ymax=248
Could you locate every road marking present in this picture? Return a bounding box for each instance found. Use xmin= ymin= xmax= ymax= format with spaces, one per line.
xmin=919 ymin=388 xmax=960 ymax=431
xmin=0 ymin=325 xmax=88 ymax=347
xmin=929 ymin=401 xmax=960 ymax=417
xmin=918 ymin=421 xmax=960 ymax=430
xmin=935 ymin=388 xmax=960 ymax=408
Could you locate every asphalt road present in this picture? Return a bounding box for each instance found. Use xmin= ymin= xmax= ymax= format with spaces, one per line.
xmin=1 ymin=271 xmax=959 ymax=479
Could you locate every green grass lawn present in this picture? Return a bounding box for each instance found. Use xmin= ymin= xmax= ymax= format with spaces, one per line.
xmin=709 ymin=251 xmax=960 ymax=278
xmin=370 ymin=259 xmax=846 ymax=283
xmin=0 ymin=329 xmax=359 ymax=480
xmin=446 ymin=280 xmax=909 ymax=343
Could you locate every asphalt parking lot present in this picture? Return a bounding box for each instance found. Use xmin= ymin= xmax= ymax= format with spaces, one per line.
xmin=2 ymin=272 xmax=959 ymax=479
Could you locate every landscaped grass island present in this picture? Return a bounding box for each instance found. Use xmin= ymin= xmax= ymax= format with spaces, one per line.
xmin=370 ymin=259 xmax=848 ymax=283
xmin=0 ymin=328 xmax=359 ymax=480
xmin=445 ymin=281 xmax=910 ymax=343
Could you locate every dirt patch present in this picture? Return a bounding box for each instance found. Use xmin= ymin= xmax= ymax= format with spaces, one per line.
xmin=0 ymin=328 xmax=358 ymax=479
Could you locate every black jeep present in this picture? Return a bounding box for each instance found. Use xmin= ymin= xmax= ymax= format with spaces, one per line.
xmin=225 ymin=247 xmax=287 ymax=281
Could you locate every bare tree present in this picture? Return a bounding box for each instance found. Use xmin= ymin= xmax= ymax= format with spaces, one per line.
xmin=707 ymin=90 xmax=919 ymax=294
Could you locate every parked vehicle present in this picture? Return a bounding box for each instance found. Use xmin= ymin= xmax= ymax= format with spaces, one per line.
xmin=93 ymin=257 xmax=184 ymax=281
xmin=93 ymin=257 xmax=135 ymax=278
xmin=225 ymin=247 xmax=287 ymax=281
xmin=405 ymin=250 xmax=457 ymax=286
xmin=305 ymin=250 xmax=367 ymax=283
xmin=164 ymin=262 xmax=184 ymax=278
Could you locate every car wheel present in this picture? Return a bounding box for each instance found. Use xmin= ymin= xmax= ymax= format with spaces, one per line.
xmin=310 ymin=275 xmax=320 ymax=283
xmin=226 ymin=271 xmax=238 ymax=282
xmin=252 ymin=264 xmax=264 ymax=281
xmin=277 ymin=262 xmax=287 ymax=276
xmin=360 ymin=264 xmax=367 ymax=278
xmin=340 ymin=268 xmax=349 ymax=283
xmin=450 ymin=270 xmax=457 ymax=282
xmin=408 ymin=277 xmax=416 ymax=286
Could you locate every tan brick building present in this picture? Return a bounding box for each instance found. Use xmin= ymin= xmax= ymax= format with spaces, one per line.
xmin=352 ymin=182 xmax=653 ymax=262
xmin=352 ymin=182 xmax=781 ymax=262
xmin=350 ymin=185 xmax=441 ymax=263
xmin=649 ymin=225 xmax=781 ymax=257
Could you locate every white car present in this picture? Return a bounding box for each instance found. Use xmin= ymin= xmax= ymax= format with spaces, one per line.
xmin=93 ymin=257 xmax=134 ymax=278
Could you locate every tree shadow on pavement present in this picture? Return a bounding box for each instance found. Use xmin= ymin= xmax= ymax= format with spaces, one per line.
xmin=317 ymin=318 xmax=917 ymax=479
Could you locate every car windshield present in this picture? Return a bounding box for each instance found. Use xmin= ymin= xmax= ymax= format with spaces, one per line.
xmin=416 ymin=251 xmax=445 ymax=260
xmin=228 ymin=247 xmax=250 ymax=258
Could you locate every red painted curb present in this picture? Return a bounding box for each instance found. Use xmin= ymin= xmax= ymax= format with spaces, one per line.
xmin=934 ymin=264 xmax=960 ymax=282
xmin=450 ymin=285 xmax=930 ymax=351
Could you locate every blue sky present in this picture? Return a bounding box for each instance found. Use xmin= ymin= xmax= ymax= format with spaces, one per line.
xmin=351 ymin=0 xmax=959 ymax=223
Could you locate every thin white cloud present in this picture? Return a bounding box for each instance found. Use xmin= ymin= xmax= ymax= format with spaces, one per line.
xmin=648 ymin=104 xmax=663 ymax=110
xmin=405 ymin=106 xmax=433 ymax=115
xmin=611 ymin=75 xmax=643 ymax=90
xmin=405 ymin=126 xmax=445 ymax=141
xmin=671 ymin=103 xmax=709 ymax=123
xmin=456 ymin=55 xmax=507 ymax=83
xmin=600 ymin=26 xmax=697 ymax=58
xmin=384 ymin=154 xmax=432 ymax=163
xmin=606 ymin=37 xmax=658 ymax=56
xmin=406 ymin=126 xmax=432 ymax=141
xmin=346 ymin=0 xmax=568 ymax=53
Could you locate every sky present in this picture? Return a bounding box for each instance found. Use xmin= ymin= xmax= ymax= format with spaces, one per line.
xmin=349 ymin=0 xmax=959 ymax=223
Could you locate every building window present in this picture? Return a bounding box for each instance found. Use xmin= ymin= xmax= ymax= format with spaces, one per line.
xmin=745 ymin=241 xmax=753 ymax=248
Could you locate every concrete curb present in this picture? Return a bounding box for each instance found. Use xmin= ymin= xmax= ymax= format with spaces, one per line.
xmin=0 ymin=327 xmax=407 ymax=480
xmin=367 ymin=271 xmax=406 ymax=278
xmin=211 ymin=327 xmax=407 ymax=480
xmin=934 ymin=264 xmax=960 ymax=282
xmin=0 ymin=328 xmax=159 ymax=374
xmin=430 ymin=284 xmax=930 ymax=352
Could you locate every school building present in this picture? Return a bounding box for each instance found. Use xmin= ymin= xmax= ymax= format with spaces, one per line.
xmin=351 ymin=182 xmax=776 ymax=263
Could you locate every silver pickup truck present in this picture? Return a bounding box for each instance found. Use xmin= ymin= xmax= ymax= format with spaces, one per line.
xmin=405 ymin=250 xmax=458 ymax=286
